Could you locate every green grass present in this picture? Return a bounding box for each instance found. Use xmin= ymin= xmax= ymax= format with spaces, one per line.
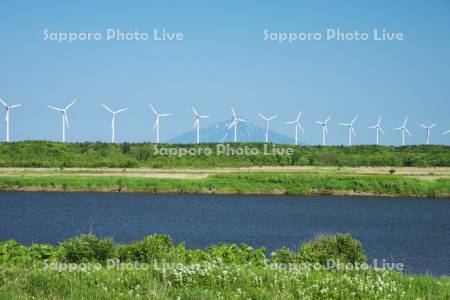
xmin=0 ymin=233 xmax=449 ymax=299
xmin=0 ymin=141 xmax=449 ymax=168
xmin=0 ymin=172 xmax=449 ymax=197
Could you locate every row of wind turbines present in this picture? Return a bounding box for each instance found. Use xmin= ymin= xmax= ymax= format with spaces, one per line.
xmin=1 ymin=98 xmax=449 ymax=145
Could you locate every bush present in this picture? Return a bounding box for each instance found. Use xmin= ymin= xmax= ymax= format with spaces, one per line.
xmin=117 ymin=234 xmax=176 ymax=263
xmin=55 ymin=234 xmax=115 ymax=264
xmin=299 ymin=233 xmax=366 ymax=265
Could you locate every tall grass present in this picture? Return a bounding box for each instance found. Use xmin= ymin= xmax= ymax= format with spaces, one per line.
xmin=0 ymin=172 xmax=449 ymax=197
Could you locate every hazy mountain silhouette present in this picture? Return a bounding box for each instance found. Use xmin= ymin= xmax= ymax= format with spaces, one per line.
xmin=168 ymin=119 xmax=304 ymax=144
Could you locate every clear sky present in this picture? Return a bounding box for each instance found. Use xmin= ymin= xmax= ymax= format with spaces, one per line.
xmin=1 ymin=0 xmax=449 ymax=145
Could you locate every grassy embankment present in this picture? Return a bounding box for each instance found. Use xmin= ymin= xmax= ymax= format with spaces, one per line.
xmin=0 ymin=171 xmax=449 ymax=197
xmin=1 ymin=233 xmax=449 ymax=299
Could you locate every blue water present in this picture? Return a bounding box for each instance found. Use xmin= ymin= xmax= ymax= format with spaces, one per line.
xmin=0 ymin=192 xmax=449 ymax=275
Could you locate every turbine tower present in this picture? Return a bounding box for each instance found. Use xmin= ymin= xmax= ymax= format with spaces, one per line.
xmin=192 ymin=107 xmax=210 ymax=144
xmin=315 ymin=116 xmax=331 ymax=146
xmin=368 ymin=115 xmax=385 ymax=145
xmin=258 ymin=113 xmax=277 ymax=143
xmin=393 ymin=117 xmax=411 ymax=146
xmin=48 ymin=100 xmax=76 ymax=143
xmin=339 ymin=115 xmax=358 ymax=146
xmin=285 ymin=111 xmax=304 ymax=146
xmin=101 ymin=103 xmax=128 ymax=143
xmin=228 ymin=106 xmax=248 ymax=142
xmin=419 ymin=123 xmax=436 ymax=145
xmin=149 ymin=104 xmax=172 ymax=144
xmin=0 ymin=98 xmax=22 ymax=142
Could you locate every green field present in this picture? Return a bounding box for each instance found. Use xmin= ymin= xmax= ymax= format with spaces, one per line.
xmin=0 ymin=171 xmax=449 ymax=197
xmin=1 ymin=233 xmax=449 ymax=299
xmin=0 ymin=141 xmax=449 ymax=168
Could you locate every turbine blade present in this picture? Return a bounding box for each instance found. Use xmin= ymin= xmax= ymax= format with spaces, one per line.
xmin=338 ymin=123 xmax=348 ymax=126
xmin=228 ymin=120 xmax=236 ymax=129
xmin=324 ymin=126 xmax=328 ymax=134
xmin=268 ymin=115 xmax=278 ymax=121
xmin=258 ymin=113 xmax=266 ymax=120
xmin=65 ymin=100 xmax=76 ymax=110
xmin=296 ymin=111 xmax=302 ymax=121
xmin=0 ymin=98 xmax=6 ymax=107
xmin=351 ymin=115 xmax=358 ymax=124
xmin=116 ymin=108 xmax=128 ymax=114
xmin=193 ymin=119 xmax=199 ymax=128
xmin=443 ymin=130 xmax=450 ymax=135
xmin=325 ymin=116 xmax=331 ymax=123
xmin=315 ymin=121 xmax=322 ymax=125
xmin=420 ymin=123 xmax=426 ymax=129
xmin=285 ymin=121 xmax=296 ymax=124
xmin=48 ymin=106 xmax=62 ymax=112
xmin=101 ymin=103 xmax=113 ymax=113
xmin=159 ymin=113 xmax=172 ymax=117
xmin=64 ymin=113 xmax=69 ymax=128
xmin=238 ymin=118 xmax=249 ymax=123
xmin=351 ymin=126 xmax=356 ymax=136
xmin=403 ymin=117 xmax=408 ymax=126
xmin=405 ymin=128 xmax=411 ymax=136
xmin=149 ymin=104 xmax=158 ymax=115
xmin=230 ymin=106 xmax=236 ymax=117
xmin=368 ymin=125 xmax=377 ymax=129
xmin=379 ymin=127 xmax=385 ymax=136
xmin=298 ymin=124 xmax=304 ymax=133
xmin=378 ymin=115 xmax=382 ymax=125
xmin=9 ymin=104 xmax=22 ymax=109
xmin=430 ymin=123 xmax=436 ymax=128
xmin=192 ymin=107 xmax=198 ymax=116
xmin=200 ymin=115 xmax=210 ymax=118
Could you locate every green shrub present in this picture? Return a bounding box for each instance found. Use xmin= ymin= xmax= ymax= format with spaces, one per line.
xmin=299 ymin=233 xmax=366 ymax=265
xmin=117 ymin=234 xmax=175 ymax=263
xmin=55 ymin=234 xmax=115 ymax=264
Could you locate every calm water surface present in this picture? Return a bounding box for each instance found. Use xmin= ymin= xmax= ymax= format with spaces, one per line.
xmin=0 ymin=192 xmax=449 ymax=275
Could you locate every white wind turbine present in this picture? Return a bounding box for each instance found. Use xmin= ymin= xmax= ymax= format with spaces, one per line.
xmin=149 ymin=104 xmax=172 ymax=144
xmin=339 ymin=115 xmax=358 ymax=146
xmin=101 ymin=103 xmax=128 ymax=143
xmin=419 ymin=123 xmax=436 ymax=145
xmin=285 ymin=111 xmax=304 ymax=146
xmin=192 ymin=107 xmax=210 ymax=144
xmin=393 ymin=117 xmax=411 ymax=146
xmin=48 ymin=100 xmax=76 ymax=143
xmin=0 ymin=98 xmax=22 ymax=142
xmin=258 ymin=113 xmax=277 ymax=143
xmin=368 ymin=115 xmax=385 ymax=145
xmin=315 ymin=116 xmax=331 ymax=146
xmin=228 ymin=106 xmax=248 ymax=142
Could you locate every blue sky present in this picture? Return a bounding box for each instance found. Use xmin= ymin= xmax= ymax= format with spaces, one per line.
xmin=1 ymin=0 xmax=449 ymax=145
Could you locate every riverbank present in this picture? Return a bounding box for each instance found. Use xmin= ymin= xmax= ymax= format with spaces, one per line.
xmin=1 ymin=233 xmax=449 ymax=299
xmin=0 ymin=170 xmax=449 ymax=197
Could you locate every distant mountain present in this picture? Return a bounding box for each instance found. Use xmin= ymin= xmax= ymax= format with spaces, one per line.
xmin=168 ymin=119 xmax=303 ymax=145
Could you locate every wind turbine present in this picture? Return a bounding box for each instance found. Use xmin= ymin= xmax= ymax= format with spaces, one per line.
xmin=285 ymin=111 xmax=304 ymax=145
xmin=419 ymin=123 xmax=436 ymax=145
xmin=149 ymin=104 xmax=172 ymax=144
xmin=368 ymin=115 xmax=385 ymax=145
xmin=48 ymin=100 xmax=76 ymax=143
xmin=228 ymin=106 xmax=248 ymax=142
xmin=0 ymin=98 xmax=22 ymax=142
xmin=101 ymin=103 xmax=128 ymax=143
xmin=339 ymin=115 xmax=358 ymax=146
xmin=192 ymin=107 xmax=210 ymax=144
xmin=258 ymin=113 xmax=277 ymax=143
xmin=315 ymin=116 xmax=331 ymax=146
xmin=393 ymin=117 xmax=411 ymax=146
